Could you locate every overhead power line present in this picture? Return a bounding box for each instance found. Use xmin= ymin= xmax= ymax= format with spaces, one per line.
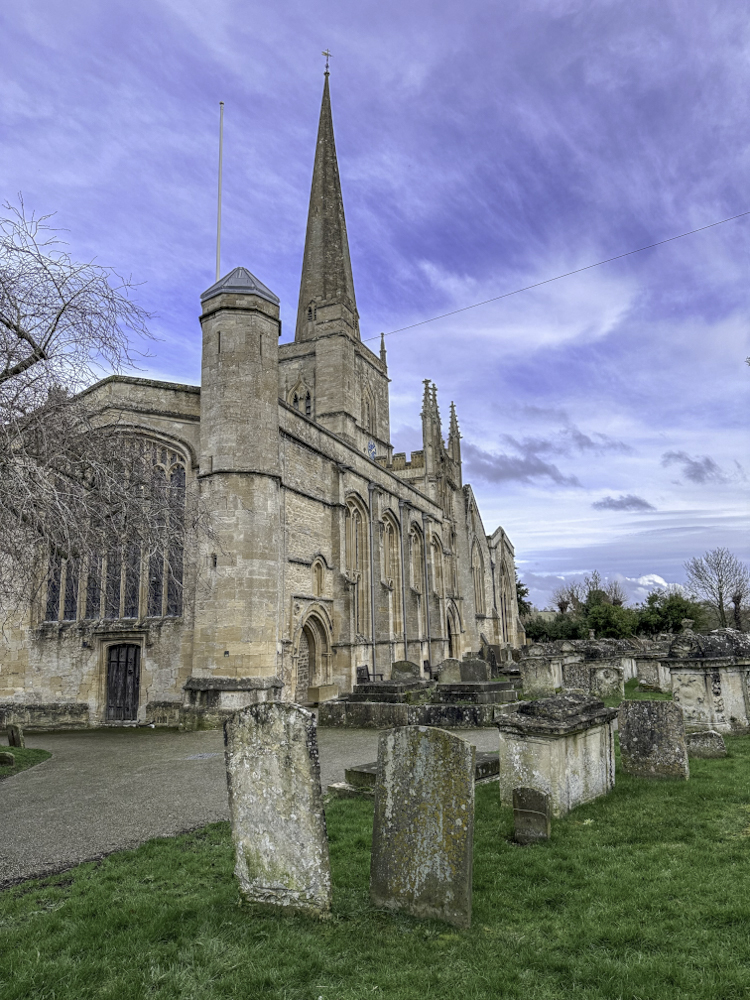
xmin=363 ymin=209 xmax=750 ymax=344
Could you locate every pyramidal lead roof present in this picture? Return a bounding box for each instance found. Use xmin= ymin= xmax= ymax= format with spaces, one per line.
xmin=295 ymin=72 xmax=360 ymax=342
xmin=201 ymin=266 xmax=280 ymax=306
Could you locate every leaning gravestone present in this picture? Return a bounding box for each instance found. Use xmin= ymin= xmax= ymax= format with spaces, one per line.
xmin=370 ymin=725 xmax=474 ymax=928
xmin=513 ymin=787 xmax=551 ymax=845
xmin=7 ymin=725 xmax=25 ymax=749
xmin=391 ymin=660 xmax=421 ymax=681
xmin=686 ymin=730 xmax=727 ymax=759
xmin=0 ymin=752 xmax=15 ymax=766
xmin=224 ymin=703 xmax=331 ymax=916
xmin=618 ymin=700 xmax=689 ymax=779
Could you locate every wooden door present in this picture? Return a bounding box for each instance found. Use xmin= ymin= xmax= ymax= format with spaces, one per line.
xmin=106 ymin=644 xmax=141 ymax=721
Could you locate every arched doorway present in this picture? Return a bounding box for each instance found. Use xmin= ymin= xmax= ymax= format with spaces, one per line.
xmin=296 ymin=623 xmax=315 ymax=703
xmin=106 ymin=644 xmax=141 ymax=721
xmin=447 ymin=611 xmax=458 ymax=659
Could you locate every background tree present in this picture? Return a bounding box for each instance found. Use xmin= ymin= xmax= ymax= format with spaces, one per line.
xmin=684 ymin=548 xmax=749 ymax=630
xmin=515 ymin=573 xmax=533 ymax=617
xmin=636 ymin=590 xmax=707 ymax=635
xmin=0 ymin=200 xmax=206 ymax=627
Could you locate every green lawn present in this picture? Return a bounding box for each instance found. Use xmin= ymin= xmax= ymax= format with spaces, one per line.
xmin=0 ymin=747 xmax=51 ymax=781
xmin=1 ymin=737 xmax=749 ymax=1000
xmin=602 ymin=676 xmax=674 ymax=709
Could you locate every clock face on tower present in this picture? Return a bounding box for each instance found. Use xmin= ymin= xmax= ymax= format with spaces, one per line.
xmin=367 ymin=440 xmax=377 ymax=460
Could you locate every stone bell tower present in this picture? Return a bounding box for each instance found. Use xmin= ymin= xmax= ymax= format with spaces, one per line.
xmin=191 ymin=267 xmax=283 ymax=681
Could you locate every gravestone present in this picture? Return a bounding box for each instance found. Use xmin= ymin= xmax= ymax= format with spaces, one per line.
xmin=686 ymin=730 xmax=727 ymax=759
xmin=391 ymin=660 xmax=421 ymax=681
xmin=370 ymin=725 xmax=474 ymax=928
xmin=0 ymin=752 xmax=15 ymax=766
xmin=618 ymin=700 xmax=689 ymax=780
xmin=7 ymin=725 xmax=25 ymax=749
xmin=223 ymin=702 xmax=331 ymax=916
xmin=513 ymin=787 xmax=551 ymax=844
xmin=461 ymin=659 xmax=490 ymax=683
xmin=436 ymin=658 xmax=462 ymax=683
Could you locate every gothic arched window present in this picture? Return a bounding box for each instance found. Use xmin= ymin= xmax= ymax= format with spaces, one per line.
xmin=471 ymin=540 xmax=486 ymax=616
xmin=345 ymin=498 xmax=369 ymax=635
xmin=305 ymin=391 xmax=312 ymax=417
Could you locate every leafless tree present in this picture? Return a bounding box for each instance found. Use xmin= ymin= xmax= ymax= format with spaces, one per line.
xmin=604 ymin=579 xmax=628 ymax=607
xmin=552 ymin=582 xmax=583 ymax=614
xmin=0 ymin=200 xmax=206 ymax=628
xmin=684 ymin=548 xmax=750 ymax=630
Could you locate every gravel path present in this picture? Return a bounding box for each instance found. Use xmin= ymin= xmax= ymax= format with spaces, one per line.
xmin=0 ymin=724 xmax=499 ymax=889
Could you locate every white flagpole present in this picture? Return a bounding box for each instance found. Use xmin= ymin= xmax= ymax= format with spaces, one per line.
xmin=216 ymin=101 xmax=224 ymax=282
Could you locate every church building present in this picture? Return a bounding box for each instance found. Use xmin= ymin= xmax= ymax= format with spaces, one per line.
xmin=1 ymin=73 xmax=523 ymax=730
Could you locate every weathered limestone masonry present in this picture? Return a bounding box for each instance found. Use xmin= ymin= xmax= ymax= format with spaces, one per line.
xmin=496 ymin=693 xmax=617 ymax=818
xmin=520 ymin=638 xmax=644 ymax=700
xmin=319 ymin=656 xmax=521 ymax=728
xmin=666 ymin=629 xmax=750 ymax=733
xmin=2 ymin=71 xmax=524 ymax=730
xmin=223 ymin=703 xmax=331 ymax=916
xmin=370 ymin=725 xmax=474 ymax=928
xmin=686 ymin=730 xmax=727 ymax=758
xmin=618 ymin=701 xmax=689 ymax=780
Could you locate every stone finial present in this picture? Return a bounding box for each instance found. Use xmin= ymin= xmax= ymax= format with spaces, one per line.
xmin=223 ymin=703 xmax=332 ymax=916
xmin=588 ymin=629 xmax=596 ymax=640
xmin=681 ymin=619 xmax=694 ymax=632
xmin=379 ymin=332 xmax=387 ymax=366
xmin=370 ymin=725 xmax=474 ymax=927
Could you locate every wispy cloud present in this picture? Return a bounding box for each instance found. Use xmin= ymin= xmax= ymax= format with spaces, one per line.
xmin=463 ymin=441 xmax=580 ymax=487
xmin=592 ymin=494 xmax=656 ymax=512
xmin=662 ymin=451 xmax=727 ymax=484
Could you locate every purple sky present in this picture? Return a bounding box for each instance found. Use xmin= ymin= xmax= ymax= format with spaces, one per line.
xmin=3 ymin=1 xmax=747 ymax=608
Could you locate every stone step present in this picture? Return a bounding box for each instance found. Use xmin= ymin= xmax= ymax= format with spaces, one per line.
xmin=344 ymin=751 xmax=499 ymax=794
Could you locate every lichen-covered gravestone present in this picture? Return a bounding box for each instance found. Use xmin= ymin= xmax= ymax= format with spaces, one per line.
xmin=223 ymin=703 xmax=331 ymax=916
xmin=618 ymin=700 xmax=689 ymax=779
xmin=7 ymin=725 xmax=24 ymax=749
xmin=391 ymin=660 xmax=421 ymax=681
xmin=370 ymin=725 xmax=475 ymax=928
xmin=513 ymin=787 xmax=551 ymax=845
xmin=0 ymin=752 xmax=15 ymax=766
xmin=686 ymin=730 xmax=727 ymax=759
xmin=436 ymin=658 xmax=462 ymax=683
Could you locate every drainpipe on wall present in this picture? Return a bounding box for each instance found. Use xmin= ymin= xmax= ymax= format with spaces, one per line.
xmin=368 ymin=483 xmax=378 ymax=681
xmin=398 ymin=499 xmax=409 ymax=663
xmin=421 ymin=511 xmax=432 ymax=671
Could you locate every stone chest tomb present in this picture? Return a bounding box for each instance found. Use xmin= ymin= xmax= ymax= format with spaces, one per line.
xmin=495 ymin=692 xmax=617 ymax=817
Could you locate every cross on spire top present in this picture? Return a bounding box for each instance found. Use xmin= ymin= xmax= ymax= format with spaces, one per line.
xmin=322 ymin=49 xmax=332 ymax=74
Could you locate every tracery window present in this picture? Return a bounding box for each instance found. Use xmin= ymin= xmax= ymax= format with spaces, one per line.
xmin=471 ymin=540 xmax=486 ymax=616
xmin=345 ymin=498 xmax=368 ymax=634
xmin=382 ymin=514 xmax=401 ymax=633
xmin=43 ymin=442 xmax=187 ymax=622
xmin=431 ymin=538 xmax=444 ymax=598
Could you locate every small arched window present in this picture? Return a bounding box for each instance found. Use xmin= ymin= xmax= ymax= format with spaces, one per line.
xmin=305 ymin=392 xmax=312 ymax=417
xmin=307 ymin=306 xmax=313 ymax=321
xmin=313 ymin=560 xmax=324 ymax=597
xmin=292 ymin=393 xmax=299 ymax=411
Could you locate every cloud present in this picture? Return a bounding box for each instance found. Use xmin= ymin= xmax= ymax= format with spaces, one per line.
xmin=661 ymin=451 xmax=726 ymax=484
xmin=463 ymin=441 xmax=580 ymax=486
xmin=500 ymin=426 xmax=632 ymax=459
xmin=592 ymin=494 xmax=656 ymax=512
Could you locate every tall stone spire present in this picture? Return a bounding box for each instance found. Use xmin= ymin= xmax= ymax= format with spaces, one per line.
xmin=295 ymin=71 xmax=360 ymax=342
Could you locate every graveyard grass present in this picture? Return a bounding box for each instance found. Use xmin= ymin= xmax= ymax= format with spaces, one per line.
xmin=3 ymin=740 xmax=750 ymax=1000
xmin=0 ymin=747 xmax=50 ymax=780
